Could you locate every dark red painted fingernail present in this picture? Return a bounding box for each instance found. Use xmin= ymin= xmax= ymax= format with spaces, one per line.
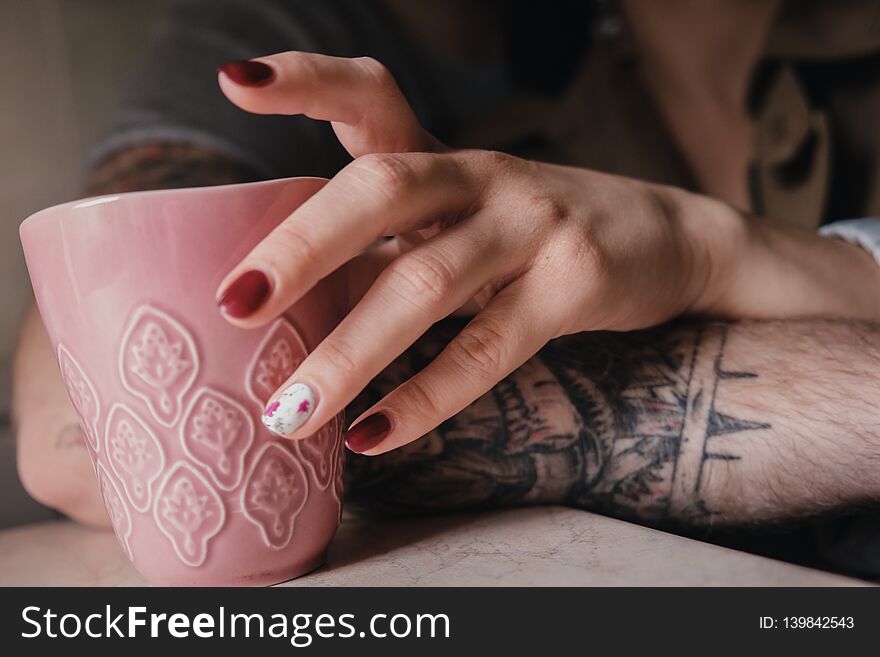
xmin=218 ymin=60 xmax=275 ymax=86
xmin=218 ymin=270 xmax=271 ymax=318
xmin=345 ymin=412 xmax=392 ymax=454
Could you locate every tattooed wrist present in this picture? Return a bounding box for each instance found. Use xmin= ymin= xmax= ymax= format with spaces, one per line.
xmin=546 ymin=322 xmax=768 ymax=525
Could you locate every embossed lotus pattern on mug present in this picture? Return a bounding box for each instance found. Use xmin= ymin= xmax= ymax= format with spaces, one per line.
xmin=57 ymin=344 xmax=101 ymax=452
xmin=245 ymin=318 xmax=307 ymax=408
xmin=105 ymin=403 xmax=166 ymax=513
xmin=119 ymin=306 xmax=198 ymax=427
xmin=297 ymin=412 xmax=343 ymax=491
xmin=97 ymin=462 xmax=133 ymax=561
xmin=180 ymin=387 xmax=255 ymax=491
xmin=154 ymin=461 xmax=225 ymax=567
xmin=332 ymin=418 xmax=346 ymax=512
xmin=241 ymin=443 xmax=309 ymax=549
xmin=60 ymin=304 xmax=344 ymax=568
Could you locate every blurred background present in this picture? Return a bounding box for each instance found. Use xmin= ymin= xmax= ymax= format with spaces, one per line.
xmin=1 ymin=0 xmax=877 ymax=581
xmin=0 ymin=0 xmax=158 ymax=527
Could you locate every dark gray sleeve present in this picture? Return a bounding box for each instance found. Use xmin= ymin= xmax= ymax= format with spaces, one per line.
xmin=87 ymin=0 xmax=450 ymax=179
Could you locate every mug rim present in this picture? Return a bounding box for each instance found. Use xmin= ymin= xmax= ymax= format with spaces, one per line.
xmin=19 ymin=175 xmax=328 ymax=235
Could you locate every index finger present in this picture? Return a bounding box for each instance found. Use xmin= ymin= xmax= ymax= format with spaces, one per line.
xmin=216 ymin=151 xmax=482 ymax=327
xmin=219 ymin=51 xmax=439 ymax=157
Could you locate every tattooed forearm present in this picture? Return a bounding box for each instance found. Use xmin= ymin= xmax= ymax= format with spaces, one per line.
xmin=84 ymin=142 xmax=259 ymax=196
xmin=345 ymin=318 xmax=880 ymax=526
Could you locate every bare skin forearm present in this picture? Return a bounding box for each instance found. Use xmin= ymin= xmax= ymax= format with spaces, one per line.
xmin=672 ymin=188 xmax=880 ymax=322
xmin=13 ymin=143 xmax=257 ymax=524
xmin=346 ymin=318 xmax=880 ymax=526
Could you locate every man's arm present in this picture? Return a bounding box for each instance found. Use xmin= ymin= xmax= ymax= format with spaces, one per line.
xmin=13 ymin=143 xmax=257 ymax=526
xmin=346 ymin=318 xmax=880 ymax=526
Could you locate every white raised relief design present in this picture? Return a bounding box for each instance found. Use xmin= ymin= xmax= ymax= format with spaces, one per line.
xmin=84 ymin=440 xmax=99 ymax=479
xmin=119 ymin=305 xmax=198 ymax=427
xmin=154 ymin=462 xmax=225 ymax=567
xmin=57 ymin=344 xmax=101 ymax=452
xmin=331 ymin=415 xmax=345 ymax=510
xmin=97 ymin=463 xmax=133 ymax=561
xmin=241 ymin=443 xmax=308 ymax=549
xmin=245 ymin=318 xmax=307 ymax=409
xmin=105 ymin=404 xmax=165 ymax=512
xmin=296 ymin=413 xmax=342 ymax=491
xmin=180 ymin=387 xmax=254 ymax=491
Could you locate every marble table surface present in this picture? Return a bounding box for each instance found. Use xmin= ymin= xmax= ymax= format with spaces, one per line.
xmin=0 ymin=507 xmax=868 ymax=586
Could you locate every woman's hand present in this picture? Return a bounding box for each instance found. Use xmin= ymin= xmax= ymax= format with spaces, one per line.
xmin=215 ymin=51 xmax=879 ymax=456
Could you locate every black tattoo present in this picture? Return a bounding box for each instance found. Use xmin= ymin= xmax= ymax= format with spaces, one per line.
xmin=55 ymin=423 xmax=86 ymax=449
xmin=85 ymin=142 xmax=259 ymax=196
xmin=345 ymin=319 xmax=770 ymax=526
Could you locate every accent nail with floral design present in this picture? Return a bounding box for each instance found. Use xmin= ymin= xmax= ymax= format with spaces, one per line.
xmin=261 ymin=383 xmax=315 ymax=437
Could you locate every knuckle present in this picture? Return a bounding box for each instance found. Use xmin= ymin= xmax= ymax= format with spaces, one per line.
xmin=284 ymin=51 xmax=322 ymax=81
xmin=549 ymin=223 xmax=609 ymax=279
xmin=447 ymin=322 xmax=507 ymax=378
xmin=577 ymin=232 xmax=611 ymax=282
xmin=384 ymin=251 xmax=456 ymax=308
xmin=509 ymin=178 xmax=568 ymax=227
xmin=398 ymin=375 xmax=444 ymax=419
xmin=316 ymin=337 xmax=359 ymax=376
xmin=355 ymin=56 xmax=396 ymax=90
xmin=472 ymin=150 xmax=521 ymax=193
xmin=531 ymin=192 xmax=569 ymax=226
xmin=539 ymin=230 xmax=612 ymax=326
xmin=477 ymin=149 xmax=519 ymax=173
xmin=351 ymin=152 xmax=419 ymax=198
xmin=270 ymin=221 xmax=321 ymax=273
xmin=535 ymin=292 xmax=571 ymax=337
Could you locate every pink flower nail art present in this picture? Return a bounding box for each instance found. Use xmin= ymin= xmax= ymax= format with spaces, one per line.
xmin=261 ymin=383 xmax=315 ymax=436
xmin=264 ymin=400 xmax=281 ymax=418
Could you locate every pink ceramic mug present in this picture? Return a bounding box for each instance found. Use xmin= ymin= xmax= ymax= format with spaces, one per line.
xmin=20 ymin=177 xmax=345 ymax=586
